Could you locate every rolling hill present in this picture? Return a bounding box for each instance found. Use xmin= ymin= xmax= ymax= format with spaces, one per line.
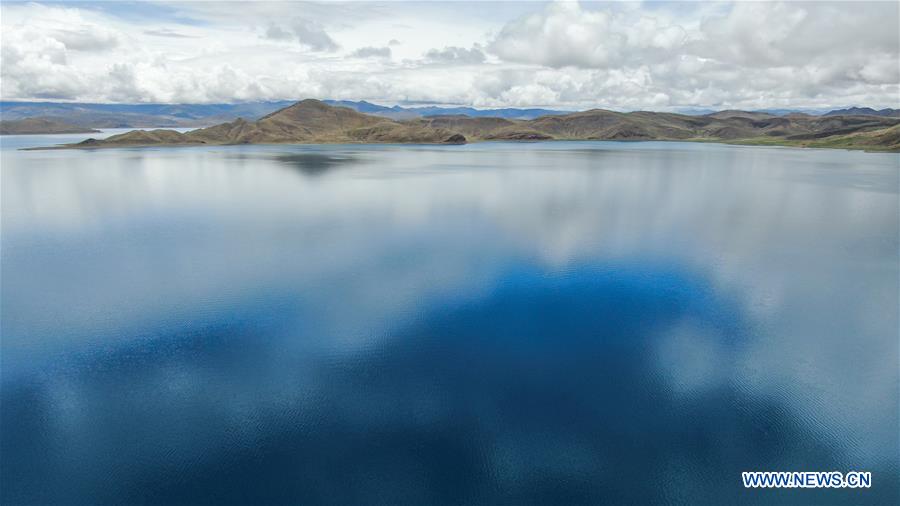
xmin=44 ymin=99 xmax=900 ymax=151
xmin=0 ymin=118 xmax=100 ymax=135
xmin=1 ymin=100 xmax=568 ymax=127
xmin=824 ymin=107 xmax=900 ymax=118
xmin=72 ymin=100 xmax=466 ymax=147
xmin=0 ymin=101 xmax=295 ymax=128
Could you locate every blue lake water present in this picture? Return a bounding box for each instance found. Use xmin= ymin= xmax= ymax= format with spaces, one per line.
xmin=1 ymin=133 xmax=898 ymax=504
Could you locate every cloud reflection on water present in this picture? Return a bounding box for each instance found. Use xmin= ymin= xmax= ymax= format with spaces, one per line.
xmin=1 ymin=141 xmax=897 ymax=504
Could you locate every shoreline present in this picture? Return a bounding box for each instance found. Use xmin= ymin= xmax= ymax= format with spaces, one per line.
xmin=21 ymin=136 xmax=900 ymax=153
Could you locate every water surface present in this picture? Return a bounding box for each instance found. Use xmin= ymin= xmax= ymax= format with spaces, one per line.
xmin=2 ymin=135 xmax=898 ymax=504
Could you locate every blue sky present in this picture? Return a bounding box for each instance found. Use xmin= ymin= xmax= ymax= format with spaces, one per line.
xmin=1 ymin=1 xmax=898 ymax=109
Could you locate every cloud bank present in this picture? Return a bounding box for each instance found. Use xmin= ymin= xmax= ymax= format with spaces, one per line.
xmin=0 ymin=1 xmax=897 ymax=110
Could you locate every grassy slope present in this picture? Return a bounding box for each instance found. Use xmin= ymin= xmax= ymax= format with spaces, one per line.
xmin=729 ymin=124 xmax=900 ymax=152
xmin=42 ymin=101 xmax=900 ymax=152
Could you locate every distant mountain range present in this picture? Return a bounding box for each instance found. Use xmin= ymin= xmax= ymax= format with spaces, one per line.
xmin=0 ymin=100 xmax=568 ymax=128
xmin=323 ymin=100 xmax=570 ymax=120
xmin=0 ymin=118 xmax=99 ymax=135
xmin=62 ymin=100 xmax=465 ymax=147
xmin=0 ymin=101 xmax=296 ymax=128
xmin=3 ymin=100 xmax=898 ymax=131
xmin=824 ymin=107 xmax=900 ymax=117
xmin=32 ymin=99 xmax=899 ymax=152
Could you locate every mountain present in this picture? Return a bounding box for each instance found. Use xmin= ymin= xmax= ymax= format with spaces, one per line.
xmin=434 ymin=108 xmax=898 ymax=146
xmin=755 ymin=108 xmax=827 ymax=116
xmin=412 ymin=105 xmax=569 ymax=120
xmin=680 ymin=108 xmax=828 ymax=116
xmin=324 ymin=100 xmax=569 ymax=120
xmin=322 ymin=100 xmax=418 ymax=120
xmin=0 ymin=101 xmax=294 ymax=128
xmin=7 ymin=99 xmax=897 ymax=130
xmin=825 ymin=107 xmax=900 ymax=118
xmin=0 ymin=118 xmax=100 ymax=135
xmin=772 ymin=123 xmax=900 ymax=151
xmin=706 ymin=110 xmax=780 ymax=121
xmin=2 ymin=100 xmax=568 ymax=128
xmin=43 ymin=100 xmax=900 ymax=151
xmin=72 ymin=100 xmax=466 ymax=147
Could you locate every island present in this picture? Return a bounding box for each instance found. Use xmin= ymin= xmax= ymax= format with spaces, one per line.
xmin=34 ymin=99 xmax=900 ymax=151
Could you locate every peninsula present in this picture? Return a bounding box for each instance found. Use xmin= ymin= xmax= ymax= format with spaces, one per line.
xmin=42 ymin=99 xmax=900 ymax=151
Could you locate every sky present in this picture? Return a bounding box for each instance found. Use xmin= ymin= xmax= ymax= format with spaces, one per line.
xmin=1 ymin=0 xmax=898 ymax=110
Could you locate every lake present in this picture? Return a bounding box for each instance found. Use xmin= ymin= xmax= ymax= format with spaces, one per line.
xmin=1 ymin=133 xmax=898 ymax=504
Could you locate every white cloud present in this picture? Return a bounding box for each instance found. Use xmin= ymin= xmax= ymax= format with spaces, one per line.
xmin=484 ymin=1 xmax=899 ymax=109
xmin=263 ymin=18 xmax=338 ymax=52
xmin=351 ymin=46 xmax=392 ymax=59
xmin=0 ymin=1 xmax=896 ymax=110
xmin=51 ymin=26 xmax=119 ymax=51
xmin=489 ymin=2 xmax=629 ymax=68
xmin=1 ymin=27 xmax=86 ymax=99
xmin=424 ymin=46 xmax=486 ymax=65
xmin=143 ymin=28 xmax=197 ymax=39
